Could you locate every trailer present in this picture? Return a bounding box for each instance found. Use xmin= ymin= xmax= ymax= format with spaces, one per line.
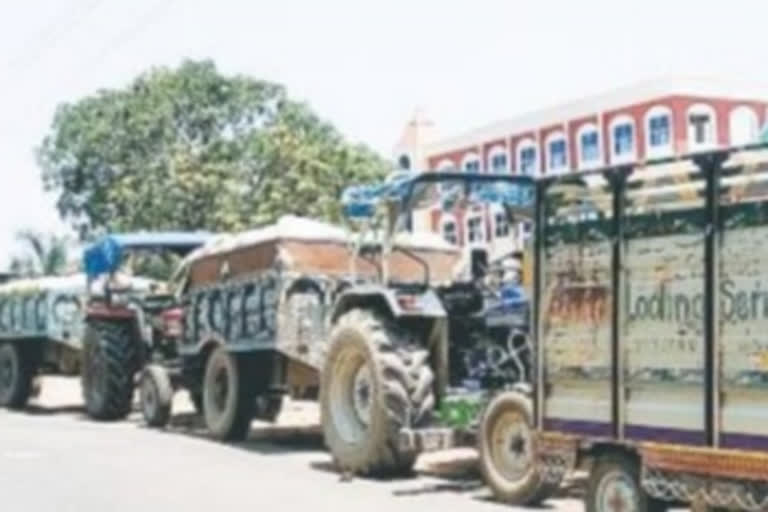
xmin=506 ymin=145 xmax=768 ymax=511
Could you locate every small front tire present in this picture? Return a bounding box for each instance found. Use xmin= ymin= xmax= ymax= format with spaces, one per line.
xmin=140 ymin=364 xmax=173 ymax=428
xmin=478 ymin=390 xmax=558 ymax=505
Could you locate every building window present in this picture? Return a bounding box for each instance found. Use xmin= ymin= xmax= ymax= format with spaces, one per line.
xmin=729 ymin=106 xmax=759 ymax=146
xmin=466 ymin=216 xmax=485 ymax=245
xmin=547 ymin=133 xmax=568 ymax=173
xmin=578 ymin=123 xmax=601 ymax=168
xmin=442 ymin=219 xmax=458 ymax=245
xmin=517 ymin=140 xmax=538 ymax=176
xmin=644 ymin=106 xmax=673 ymax=159
xmin=611 ymin=116 xmax=636 ymax=162
xmin=649 ymin=116 xmax=670 ymax=147
xmin=398 ymin=154 xmax=411 ymax=170
xmin=494 ymin=210 xmax=510 ymax=238
xmin=463 ymin=153 xmax=480 ymax=173
xmin=488 ymin=147 xmax=509 ymax=173
xmin=687 ymin=104 xmax=716 ymax=149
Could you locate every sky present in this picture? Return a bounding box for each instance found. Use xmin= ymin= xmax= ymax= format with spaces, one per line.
xmin=0 ymin=0 xmax=766 ymax=267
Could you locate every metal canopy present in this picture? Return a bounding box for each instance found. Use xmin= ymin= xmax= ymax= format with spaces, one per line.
xmin=83 ymin=231 xmax=212 ymax=279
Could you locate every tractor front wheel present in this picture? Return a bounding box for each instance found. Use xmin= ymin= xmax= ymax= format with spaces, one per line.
xmin=139 ymin=364 xmax=173 ymax=428
xmin=478 ymin=390 xmax=558 ymax=505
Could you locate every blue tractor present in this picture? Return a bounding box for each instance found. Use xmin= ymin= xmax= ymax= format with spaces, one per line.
xmin=319 ymin=171 xmax=537 ymax=477
xmin=80 ymin=232 xmax=211 ymax=421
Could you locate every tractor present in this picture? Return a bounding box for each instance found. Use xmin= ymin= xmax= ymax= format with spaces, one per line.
xmin=80 ymin=232 xmax=211 ymax=421
xmin=318 ymin=170 xmax=543 ymax=490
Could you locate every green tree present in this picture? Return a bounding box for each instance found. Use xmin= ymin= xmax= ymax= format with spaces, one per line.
xmin=37 ymin=59 xmax=390 ymax=239
xmin=9 ymin=230 xmax=71 ymax=277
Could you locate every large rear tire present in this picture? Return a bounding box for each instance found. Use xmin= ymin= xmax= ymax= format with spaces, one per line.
xmin=202 ymin=346 xmax=254 ymax=441
xmin=320 ymin=309 xmax=435 ymax=477
xmin=0 ymin=341 xmax=34 ymax=409
xmin=81 ymin=320 xmax=140 ymax=420
xmin=140 ymin=364 xmax=173 ymax=428
xmin=478 ymin=390 xmax=559 ymax=505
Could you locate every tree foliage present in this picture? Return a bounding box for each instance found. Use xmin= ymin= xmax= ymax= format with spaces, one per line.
xmin=38 ymin=60 xmax=390 ymax=239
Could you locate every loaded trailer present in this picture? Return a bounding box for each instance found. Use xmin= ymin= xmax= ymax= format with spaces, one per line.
xmin=517 ymin=144 xmax=768 ymax=511
xmin=0 ymin=272 xmax=156 ymax=409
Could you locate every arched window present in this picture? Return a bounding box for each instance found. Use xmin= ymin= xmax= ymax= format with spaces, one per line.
xmin=398 ymin=154 xmax=411 ymax=170
xmin=491 ymin=205 xmax=510 ymax=239
xmin=487 ymin=146 xmax=509 ymax=173
xmin=436 ymin=158 xmax=456 ymax=171
xmin=546 ymin=131 xmax=568 ymax=174
xmin=465 ymin=214 xmax=486 ymax=246
xmin=644 ymin=105 xmax=674 ymax=159
xmin=687 ymin=103 xmax=717 ymax=150
xmin=441 ymin=215 xmax=458 ymax=245
xmin=516 ymin=139 xmax=539 ymax=176
xmin=610 ymin=114 xmax=636 ymax=163
xmin=577 ymin=123 xmax=602 ymax=169
xmin=462 ymin=152 xmax=481 ymax=173
xmin=729 ymin=106 xmax=759 ymax=146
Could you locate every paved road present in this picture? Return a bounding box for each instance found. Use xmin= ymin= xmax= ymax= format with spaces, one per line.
xmin=0 ymin=377 xmax=583 ymax=512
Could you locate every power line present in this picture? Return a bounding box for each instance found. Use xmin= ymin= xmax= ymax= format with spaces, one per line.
xmin=5 ymin=0 xmax=107 ymax=72
xmin=88 ymin=0 xmax=178 ymax=67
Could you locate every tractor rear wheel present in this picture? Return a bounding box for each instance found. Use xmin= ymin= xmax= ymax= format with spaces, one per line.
xmin=320 ymin=309 xmax=435 ymax=477
xmin=81 ymin=320 xmax=140 ymax=420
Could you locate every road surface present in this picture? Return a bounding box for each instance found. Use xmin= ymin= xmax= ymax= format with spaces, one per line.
xmin=0 ymin=377 xmax=584 ymax=512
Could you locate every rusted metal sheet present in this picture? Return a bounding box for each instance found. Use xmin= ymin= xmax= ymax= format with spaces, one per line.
xmin=181 ymin=236 xmax=459 ymax=375
xmin=641 ymin=443 xmax=768 ymax=481
xmin=187 ymin=239 xmax=459 ymax=290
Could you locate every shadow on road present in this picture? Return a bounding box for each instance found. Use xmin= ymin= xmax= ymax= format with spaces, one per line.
xmin=23 ymin=404 xmax=86 ymax=416
xmin=131 ymin=411 xmax=327 ymax=455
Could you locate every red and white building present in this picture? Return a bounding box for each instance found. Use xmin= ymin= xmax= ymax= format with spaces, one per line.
xmin=393 ymin=77 xmax=768 ymax=254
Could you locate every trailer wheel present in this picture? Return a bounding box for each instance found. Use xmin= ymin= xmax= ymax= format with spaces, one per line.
xmin=586 ymin=454 xmax=667 ymax=512
xmin=0 ymin=342 xmax=34 ymax=409
xmin=81 ymin=320 xmax=139 ymax=420
xmin=478 ymin=390 xmax=558 ymax=505
xmin=320 ymin=309 xmax=435 ymax=477
xmin=202 ymin=346 xmax=254 ymax=441
xmin=140 ymin=364 xmax=173 ymax=428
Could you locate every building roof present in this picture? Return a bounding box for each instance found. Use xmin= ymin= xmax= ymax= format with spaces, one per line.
xmin=426 ymin=76 xmax=768 ymax=156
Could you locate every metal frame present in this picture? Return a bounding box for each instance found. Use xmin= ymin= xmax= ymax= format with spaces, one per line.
xmin=532 ymin=143 xmax=768 ymax=446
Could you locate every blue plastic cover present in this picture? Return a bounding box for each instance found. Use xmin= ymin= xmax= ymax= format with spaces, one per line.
xmin=341 ymin=172 xmax=416 ymax=219
xmin=83 ymin=231 xmax=212 ymax=279
xmin=341 ymin=172 xmax=534 ymax=220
